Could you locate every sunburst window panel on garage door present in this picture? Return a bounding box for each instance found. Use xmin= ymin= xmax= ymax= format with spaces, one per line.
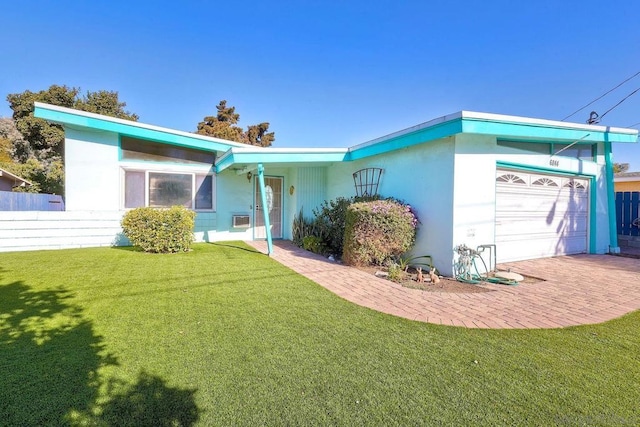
xmin=495 ymin=169 xmax=589 ymax=262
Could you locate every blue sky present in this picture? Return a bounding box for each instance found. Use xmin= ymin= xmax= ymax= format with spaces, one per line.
xmin=2 ymin=1 xmax=639 ymax=167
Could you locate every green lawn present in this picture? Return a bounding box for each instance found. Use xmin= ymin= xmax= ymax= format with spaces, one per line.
xmin=1 ymin=243 xmax=638 ymax=426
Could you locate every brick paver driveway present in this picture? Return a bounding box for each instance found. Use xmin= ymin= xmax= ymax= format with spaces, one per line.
xmin=247 ymin=241 xmax=640 ymax=329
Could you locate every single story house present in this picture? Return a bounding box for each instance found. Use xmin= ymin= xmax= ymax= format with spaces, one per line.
xmin=0 ymin=167 xmax=31 ymax=191
xmin=614 ymin=171 xmax=640 ymax=192
xmin=32 ymin=102 xmax=638 ymax=275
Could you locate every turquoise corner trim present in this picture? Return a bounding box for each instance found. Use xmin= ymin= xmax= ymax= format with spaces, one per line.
xmin=603 ymin=139 xmax=619 ymax=251
xmin=257 ymin=164 xmax=273 ymax=255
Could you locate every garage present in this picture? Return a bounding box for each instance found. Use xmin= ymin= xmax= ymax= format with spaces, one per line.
xmin=495 ymin=169 xmax=590 ymax=262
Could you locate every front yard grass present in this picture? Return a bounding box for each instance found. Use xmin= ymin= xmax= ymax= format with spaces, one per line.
xmin=1 ymin=242 xmax=638 ymax=426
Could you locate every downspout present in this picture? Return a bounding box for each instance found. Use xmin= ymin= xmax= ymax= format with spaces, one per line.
xmin=257 ymin=163 xmax=274 ymax=255
xmin=603 ymin=138 xmax=619 ymax=253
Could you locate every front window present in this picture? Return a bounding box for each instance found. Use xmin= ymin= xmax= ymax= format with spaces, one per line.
xmin=123 ymin=170 xmax=215 ymax=210
xmin=149 ymin=173 xmax=192 ymax=208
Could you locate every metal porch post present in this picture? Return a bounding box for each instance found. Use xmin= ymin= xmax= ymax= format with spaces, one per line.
xmin=257 ymin=163 xmax=273 ymax=255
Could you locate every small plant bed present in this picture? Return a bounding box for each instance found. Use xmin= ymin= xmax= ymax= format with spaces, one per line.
xmin=359 ymin=265 xmax=492 ymax=293
xmin=360 ymin=266 xmax=543 ymax=293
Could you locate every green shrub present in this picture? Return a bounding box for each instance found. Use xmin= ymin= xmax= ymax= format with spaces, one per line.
xmin=292 ymin=207 xmax=315 ymax=248
xmin=343 ymin=199 xmax=418 ymax=266
xmin=302 ymin=235 xmax=326 ymax=254
xmin=121 ymin=206 xmax=196 ymax=253
xmin=312 ymin=196 xmax=378 ymax=257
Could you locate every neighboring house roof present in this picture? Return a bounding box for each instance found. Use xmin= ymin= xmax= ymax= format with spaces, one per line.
xmin=614 ymin=171 xmax=640 ymax=181
xmin=34 ymin=102 xmax=639 ymax=174
xmin=0 ymin=167 xmax=32 ymax=187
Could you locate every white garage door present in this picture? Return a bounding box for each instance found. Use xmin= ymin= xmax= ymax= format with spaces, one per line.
xmin=495 ymin=169 xmax=589 ymax=263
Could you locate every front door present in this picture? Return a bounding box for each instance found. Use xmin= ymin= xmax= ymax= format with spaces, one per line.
xmin=254 ymin=176 xmax=283 ymax=239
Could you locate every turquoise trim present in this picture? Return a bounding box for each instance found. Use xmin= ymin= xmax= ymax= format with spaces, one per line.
xmin=349 ymin=120 xmax=462 ymax=161
xmin=496 ymin=161 xmax=597 ymax=254
xmin=216 ymin=150 xmax=349 ymax=173
xmin=257 ymin=164 xmax=273 ymax=255
xmin=35 ymin=105 xmax=238 ymax=153
xmin=603 ymin=139 xmax=619 ymax=251
xmin=496 ymin=161 xmax=595 ymax=178
xmin=464 ymin=118 xmax=638 ymax=144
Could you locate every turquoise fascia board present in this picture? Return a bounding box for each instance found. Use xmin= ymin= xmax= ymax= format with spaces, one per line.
xmin=216 ymin=150 xmax=349 ymax=173
xmin=34 ymin=105 xmax=238 ymax=153
xmin=348 ymin=120 xmax=462 ymax=161
xmin=463 ymin=118 xmax=638 ymax=144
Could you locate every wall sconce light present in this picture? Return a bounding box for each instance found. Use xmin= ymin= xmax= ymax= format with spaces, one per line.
xmin=247 ymin=171 xmax=252 ymax=181
xmin=289 ymin=185 xmax=295 ymax=195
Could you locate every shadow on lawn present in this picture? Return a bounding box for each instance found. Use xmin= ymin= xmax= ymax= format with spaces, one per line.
xmin=0 ymin=281 xmax=200 ymax=426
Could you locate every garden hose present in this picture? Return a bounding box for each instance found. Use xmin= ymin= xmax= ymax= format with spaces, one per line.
xmin=453 ymin=244 xmax=518 ymax=286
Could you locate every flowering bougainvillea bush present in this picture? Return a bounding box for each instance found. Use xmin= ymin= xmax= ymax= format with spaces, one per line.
xmin=311 ymin=196 xmax=378 ymax=257
xmin=343 ymin=199 xmax=418 ymax=266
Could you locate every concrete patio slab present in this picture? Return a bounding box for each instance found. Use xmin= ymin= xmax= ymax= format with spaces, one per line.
xmin=246 ymin=240 xmax=640 ymax=329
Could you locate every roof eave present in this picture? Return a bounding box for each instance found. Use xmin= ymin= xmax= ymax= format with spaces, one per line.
xmin=33 ymin=102 xmax=246 ymax=153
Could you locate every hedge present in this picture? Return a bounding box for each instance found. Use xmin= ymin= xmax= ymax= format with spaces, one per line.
xmin=343 ymin=199 xmax=418 ymax=266
xmin=121 ymin=206 xmax=196 ymax=253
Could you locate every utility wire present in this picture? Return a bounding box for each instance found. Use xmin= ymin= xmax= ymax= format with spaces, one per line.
xmin=627 ymin=121 xmax=640 ymax=128
xmin=562 ymin=70 xmax=640 ymax=121
xmin=598 ymin=87 xmax=640 ymax=121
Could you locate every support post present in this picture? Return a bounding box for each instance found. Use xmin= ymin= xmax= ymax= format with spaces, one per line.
xmin=257 ymin=163 xmax=273 ymax=255
xmin=604 ymin=139 xmax=620 ymax=253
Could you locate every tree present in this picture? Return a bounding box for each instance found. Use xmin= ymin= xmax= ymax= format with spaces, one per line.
xmin=0 ymin=118 xmax=22 ymax=164
xmin=614 ymin=163 xmax=630 ymax=174
xmin=6 ymin=85 xmax=138 ymax=194
xmin=195 ymin=100 xmax=275 ymax=147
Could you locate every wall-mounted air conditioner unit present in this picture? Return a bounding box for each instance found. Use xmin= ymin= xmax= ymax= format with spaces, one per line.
xmin=232 ymin=214 xmax=251 ymax=229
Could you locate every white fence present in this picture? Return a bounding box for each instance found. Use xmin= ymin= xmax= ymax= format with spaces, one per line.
xmin=0 ymin=211 xmax=126 ymax=253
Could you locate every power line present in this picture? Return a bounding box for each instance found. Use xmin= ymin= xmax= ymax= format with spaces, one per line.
xmin=562 ymin=70 xmax=640 ymax=121
xmin=598 ymin=87 xmax=640 ymax=121
xmin=627 ymin=121 xmax=640 ymax=128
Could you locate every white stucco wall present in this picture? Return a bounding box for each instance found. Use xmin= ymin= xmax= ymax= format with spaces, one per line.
xmin=326 ymin=138 xmax=456 ymax=274
xmin=65 ymin=128 xmax=120 ymax=211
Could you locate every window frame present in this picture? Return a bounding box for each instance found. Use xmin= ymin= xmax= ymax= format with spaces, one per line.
xmin=121 ymin=167 xmax=216 ymax=212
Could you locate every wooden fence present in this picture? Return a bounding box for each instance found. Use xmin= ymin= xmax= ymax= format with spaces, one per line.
xmin=615 ymin=191 xmax=640 ymax=237
xmin=0 ymin=191 xmax=65 ymax=211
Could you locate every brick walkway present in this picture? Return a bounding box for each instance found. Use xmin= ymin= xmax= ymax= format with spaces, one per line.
xmin=246 ymin=240 xmax=640 ymax=329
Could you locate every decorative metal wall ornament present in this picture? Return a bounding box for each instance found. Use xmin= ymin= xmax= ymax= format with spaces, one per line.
xmin=352 ymin=168 xmax=383 ymax=197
